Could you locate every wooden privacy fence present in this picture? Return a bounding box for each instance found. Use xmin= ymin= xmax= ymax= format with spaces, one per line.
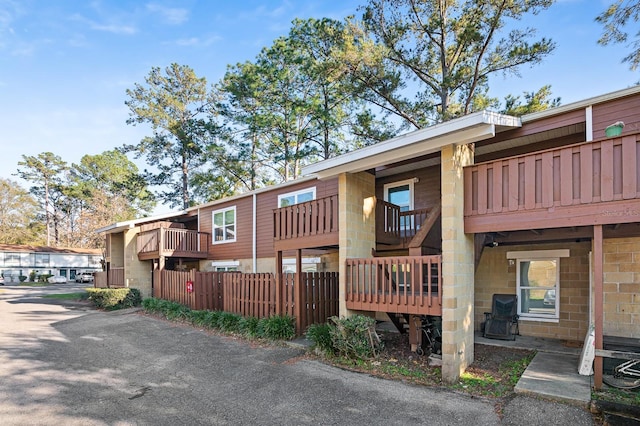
xmin=154 ymin=270 xmax=339 ymax=333
xmin=153 ymin=270 xmax=224 ymax=311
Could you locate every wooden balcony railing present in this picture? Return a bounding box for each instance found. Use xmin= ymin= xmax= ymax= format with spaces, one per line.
xmin=137 ymin=228 xmax=210 ymax=260
xmin=273 ymin=195 xmax=339 ymax=250
xmin=464 ymin=132 xmax=640 ymax=232
xmin=376 ymin=200 xmax=431 ymax=245
xmin=346 ymin=255 xmax=442 ymax=315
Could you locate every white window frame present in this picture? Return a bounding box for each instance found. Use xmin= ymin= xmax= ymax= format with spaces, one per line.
xmin=508 ymin=249 xmax=569 ymax=322
xmin=282 ymin=257 xmax=321 ymax=274
xmin=277 ymin=187 xmax=316 ymax=207
xmin=211 ymin=260 xmax=239 ymax=272
xmin=383 ymin=179 xmax=415 ymax=230
xmin=212 ymin=206 xmax=236 ymax=244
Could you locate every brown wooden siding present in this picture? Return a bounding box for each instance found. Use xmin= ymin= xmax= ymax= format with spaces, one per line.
xmin=592 ymin=94 xmax=640 ymax=140
xmin=197 ymin=178 xmax=339 ymax=261
xmin=256 ymin=178 xmax=338 ymax=258
xmin=464 ymin=132 xmax=640 ymax=233
xmin=375 ymin=166 xmax=441 ymax=210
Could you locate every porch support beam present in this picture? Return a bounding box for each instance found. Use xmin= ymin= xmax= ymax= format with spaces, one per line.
xmin=593 ymin=224 xmax=604 ymax=389
xmin=294 ymin=249 xmax=303 ymax=335
xmin=275 ymin=251 xmax=283 ymax=316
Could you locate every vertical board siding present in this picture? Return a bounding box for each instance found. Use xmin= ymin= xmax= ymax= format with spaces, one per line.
xmin=464 ymin=132 xmax=640 ymax=219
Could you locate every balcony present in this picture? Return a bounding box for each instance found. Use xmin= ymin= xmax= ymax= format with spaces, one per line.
xmin=345 ymin=255 xmax=442 ymax=315
xmin=273 ymin=195 xmax=339 ymax=251
xmin=137 ymin=228 xmax=210 ymax=260
xmin=464 ymin=132 xmax=640 ymax=233
xmin=376 ymin=200 xmax=441 ymax=249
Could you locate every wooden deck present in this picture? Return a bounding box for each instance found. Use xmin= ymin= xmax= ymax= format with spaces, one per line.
xmin=345 ymin=255 xmax=442 ymax=316
xmin=464 ymin=132 xmax=640 ymax=232
xmin=137 ymin=228 xmax=210 ymax=260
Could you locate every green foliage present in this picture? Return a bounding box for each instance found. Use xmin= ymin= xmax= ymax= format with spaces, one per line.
xmin=28 ymin=271 xmax=37 ymax=282
xmin=123 ymin=63 xmax=215 ymax=209
xmin=141 ymin=298 xmax=295 ymax=341
xmin=239 ymin=316 xmax=261 ymax=337
xmin=306 ymin=323 xmax=334 ymax=354
xmin=597 ymin=0 xmax=640 ymax=70
xmin=502 ymin=85 xmax=561 ymax=117
xmin=39 ymin=274 xmax=52 ymax=283
xmin=260 ymin=315 xmax=295 ymax=340
xmin=217 ymin=311 xmax=242 ymax=332
xmin=18 ymin=275 xmax=27 ymax=282
xmin=0 ymin=178 xmax=42 ymax=245
xmin=86 ymin=288 xmax=142 ymax=310
xmin=358 ymin=0 xmax=556 ymax=126
xmin=329 ymin=315 xmax=381 ymax=359
xmin=42 ymin=292 xmax=88 ymax=300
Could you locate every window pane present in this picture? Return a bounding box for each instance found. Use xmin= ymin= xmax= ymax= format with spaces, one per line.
xmin=280 ymin=196 xmax=294 ymax=207
xmin=224 ymin=209 xmax=235 ymax=225
xmin=213 ymin=212 xmax=223 ymax=227
xmin=388 ymin=184 xmax=410 ymax=207
xmin=519 ymin=259 xmax=557 ymax=316
xmin=297 ymin=191 xmax=313 ymax=203
xmin=226 ymin=225 xmax=235 ymax=240
xmin=214 ymin=228 xmax=224 ymax=241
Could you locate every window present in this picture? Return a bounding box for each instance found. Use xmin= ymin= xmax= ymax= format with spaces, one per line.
xmin=212 ymin=207 xmax=236 ymax=244
xmin=35 ymin=253 xmax=49 ymax=267
xmin=211 ymin=261 xmax=239 ymax=272
xmin=282 ymin=257 xmax=320 ymax=274
xmin=509 ymin=250 xmax=568 ymax=321
xmin=4 ymin=253 xmax=20 ymax=266
xmin=383 ymin=179 xmax=415 ymax=229
xmin=278 ymin=187 xmax=316 ymax=207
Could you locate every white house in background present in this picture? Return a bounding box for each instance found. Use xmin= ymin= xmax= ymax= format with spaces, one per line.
xmin=0 ymin=244 xmax=102 ymax=282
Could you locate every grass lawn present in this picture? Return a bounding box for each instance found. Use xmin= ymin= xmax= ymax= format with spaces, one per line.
xmin=41 ymin=292 xmax=89 ymax=300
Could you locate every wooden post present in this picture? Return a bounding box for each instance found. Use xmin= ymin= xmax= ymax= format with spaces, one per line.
xmin=275 ymin=251 xmax=283 ymax=316
xmin=409 ymin=315 xmax=422 ymax=352
xmin=294 ymin=249 xmax=303 ymax=335
xmin=593 ymin=224 xmax=604 ymax=389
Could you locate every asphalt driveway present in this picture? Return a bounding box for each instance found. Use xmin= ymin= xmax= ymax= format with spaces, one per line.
xmin=0 ymin=284 xmax=595 ymax=425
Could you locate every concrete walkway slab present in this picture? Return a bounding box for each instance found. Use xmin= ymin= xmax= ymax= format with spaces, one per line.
xmin=515 ymin=352 xmax=592 ymax=406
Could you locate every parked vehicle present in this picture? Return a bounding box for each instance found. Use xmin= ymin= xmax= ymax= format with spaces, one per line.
xmin=75 ymin=273 xmax=94 ymax=283
xmin=0 ymin=276 xmax=4 ymax=285
xmin=48 ymin=275 xmax=67 ymax=283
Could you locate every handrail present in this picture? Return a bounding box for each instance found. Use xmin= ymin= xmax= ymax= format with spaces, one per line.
xmin=273 ymin=194 xmax=339 ymax=241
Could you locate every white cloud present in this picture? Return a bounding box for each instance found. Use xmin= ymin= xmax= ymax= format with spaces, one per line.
xmin=171 ymin=35 xmax=222 ymax=47
xmin=146 ymin=3 xmax=188 ymax=25
xmin=69 ymin=13 xmax=137 ymax=35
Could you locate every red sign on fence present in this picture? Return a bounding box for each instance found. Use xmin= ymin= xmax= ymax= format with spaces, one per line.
xmin=186 ymin=280 xmax=194 ymax=293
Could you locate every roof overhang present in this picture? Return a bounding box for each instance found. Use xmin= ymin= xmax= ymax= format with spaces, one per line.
xmin=95 ymin=210 xmax=188 ymax=235
xmin=302 ymin=111 xmax=521 ymax=179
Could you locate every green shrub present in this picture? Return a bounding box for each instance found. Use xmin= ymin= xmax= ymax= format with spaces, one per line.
xmin=19 ymin=275 xmax=27 ymax=282
xmin=142 ymin=297 xmax=161 ymax=313
xmin=29 ymin=271 xmax=37 ymax=282
xmin=162 ymin=301 xmax=190 ymax=320
xmin=239 ymin=316 xmax=260 ymax=337
xmin=86 ymin=288 xmax=142 ymax=310
xmin=260 ymin=315 xmax=295 ymax=340
xmin=188 ymin=309 xmax=210 ymax=327
xmin=329 ymin=315 xmax=381 ymax=359
xmin=203 ymin=310 xmax=222 ymax=329
xmin=306 ymin=323 xmax=334 ymax=354
xmin=217 ymin=311 xmax=242 ymax=332
xmin=39 ymin=274 xmax=52 ymax=283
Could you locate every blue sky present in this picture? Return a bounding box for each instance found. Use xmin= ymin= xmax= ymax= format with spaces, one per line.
xmin=1 ymin=0 xmax=638 ymax=213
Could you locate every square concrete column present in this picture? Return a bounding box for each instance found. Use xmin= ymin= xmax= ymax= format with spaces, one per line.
xmin=124 ymin=227 xmax=153 ymax=298
xmin=441 ymin=143 xmax=475 ymax=383
xmin=338 ymin=171 xmax=376 ymax=317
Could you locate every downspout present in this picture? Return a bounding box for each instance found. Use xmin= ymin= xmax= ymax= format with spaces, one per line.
xmin=252 ymin=193 xmax=257 ymax=273
xmin=585 ymin=106 xmax=593 ymax=142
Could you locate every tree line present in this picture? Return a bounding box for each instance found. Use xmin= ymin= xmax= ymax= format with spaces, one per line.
xmin=2 ymin=0 xmax=635 ymax=248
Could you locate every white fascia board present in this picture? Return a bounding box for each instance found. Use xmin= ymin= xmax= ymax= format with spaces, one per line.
xmin=95 ymin=210 xmax=188 ymax=234
xmin=303 ymin=111 xmax=520 ymax=179
xmin=522 ymin=85 xmax=640 ymax=123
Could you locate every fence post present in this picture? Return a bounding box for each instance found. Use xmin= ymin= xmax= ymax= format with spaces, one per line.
xmin=275 ymin=251 xmax=283 ymax=315
xmin=294 ymin=249 xmax=302 ymax=334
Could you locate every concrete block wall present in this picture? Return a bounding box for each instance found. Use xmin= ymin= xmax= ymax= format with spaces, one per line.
xmin=603 ymin=237 xmax=640 ymax=338
xmin=338 ymin=171 xmax=376 ymax=317
xmin=440 ymin=143 xmax=475 ymax=383
xmin=474 ymin=241 xmax=591 ymax=342
xmin=123 ymin=227 xmax=153 ymax=298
